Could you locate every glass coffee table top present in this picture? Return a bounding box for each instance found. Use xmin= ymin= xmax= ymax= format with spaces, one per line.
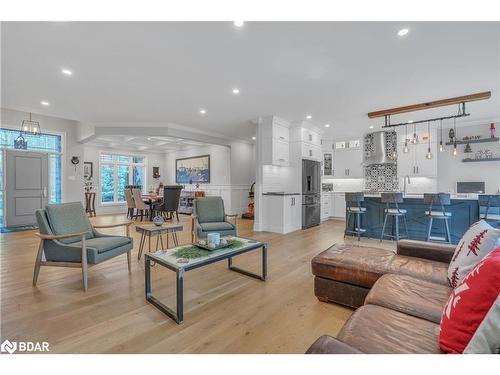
xmin=148 ymin=236 xmax=264 ymax=270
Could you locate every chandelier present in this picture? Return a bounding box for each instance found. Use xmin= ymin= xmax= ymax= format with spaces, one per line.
xmin=21 ymin=112 xmax=41 ymax=135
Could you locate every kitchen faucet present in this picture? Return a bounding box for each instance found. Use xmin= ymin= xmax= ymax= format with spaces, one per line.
xmin=403 ymin=175 xmax=411 ymax=195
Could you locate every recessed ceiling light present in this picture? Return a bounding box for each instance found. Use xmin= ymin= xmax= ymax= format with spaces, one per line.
xmin=407 ymin=120 xmax=413 ymax=123
xmin=199 ymin=109 xmax=207 ymax=115
xmin=324 ymin=124 xmax=330 ymax=128
xmin=397 ymin=28 xmax=409 ymax=37
xmin=61 ymin=68 xmax=73 ymax=76
xmin=147 ymin=137 xmax=152 ymax=141
xmin=233 ymin=21 xmax=244 ymax=27
xmin=369 ymin=125 xmax=374 ymax=129
xmin=306 ymin=115 xmax=312 ymax=120
xmin=40 ymin=101 xmax=50 ymax=106
xmin=232 ymin=88 xmax=240 ymax=94
xmin=252 ymin=136 xmax=256 ymax=140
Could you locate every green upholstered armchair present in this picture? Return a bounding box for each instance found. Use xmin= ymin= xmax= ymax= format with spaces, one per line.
xmin=191 ymin=196 xmax=238 ymax=242
xmin=34 ymin=202 xmax=133 ymax=291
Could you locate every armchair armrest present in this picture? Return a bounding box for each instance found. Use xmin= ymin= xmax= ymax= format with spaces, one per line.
xmin=94 ymin=221 xmax=133 ymax=237
xmin=397 ymin=239 xmax=456 ymax=264
xmin=93 ymin=221 xmax=133 ymax=229
xmin=35 ymin=231 xmax=88 ymax=240
xmin=225 ymin=214 xmax=238 ymax=219
xmin=306 ymin=335 xmax=363 ymax=354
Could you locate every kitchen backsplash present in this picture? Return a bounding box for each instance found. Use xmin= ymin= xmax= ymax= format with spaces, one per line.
xmin=364 ymin=164 xmax=399 ymax=191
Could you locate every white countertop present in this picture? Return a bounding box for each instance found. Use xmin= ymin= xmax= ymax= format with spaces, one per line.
xmin=321 ymin=191 xmax=480 ymax=200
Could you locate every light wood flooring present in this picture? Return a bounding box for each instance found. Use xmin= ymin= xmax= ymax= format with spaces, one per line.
xmin=0 ymin=215 xmax=395 ymax=353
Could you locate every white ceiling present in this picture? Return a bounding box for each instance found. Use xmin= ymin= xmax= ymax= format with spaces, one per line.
xmin=1 ymin=21 xmax=499 ymax=141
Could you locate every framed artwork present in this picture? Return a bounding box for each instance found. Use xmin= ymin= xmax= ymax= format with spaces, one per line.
xmin=175 ymin=155 xmax=210 ymax=184
xmin=83 ymin=162 xmax=93 ymax=180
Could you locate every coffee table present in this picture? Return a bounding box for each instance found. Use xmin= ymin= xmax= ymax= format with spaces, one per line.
xmin=145 ymin=237 xmax=267 ymax=324
xmin=136 ymin=223 xmax=183 ymax=260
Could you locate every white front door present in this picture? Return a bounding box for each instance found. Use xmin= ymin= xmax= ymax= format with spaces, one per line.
xmin=4 ymin=149 xmax=49 ymax=227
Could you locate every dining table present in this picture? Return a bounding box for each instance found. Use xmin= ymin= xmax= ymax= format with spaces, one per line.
xmin=141 ymin=193 xmax=162 ymax=221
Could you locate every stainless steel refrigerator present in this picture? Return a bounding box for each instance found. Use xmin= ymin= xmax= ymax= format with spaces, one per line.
xmin=302 ymin=159 xmax=321 ymax=229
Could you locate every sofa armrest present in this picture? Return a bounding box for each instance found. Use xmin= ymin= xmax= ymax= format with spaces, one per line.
xmin=396 ymin=239 xmax=456 ymax=264
xmin=305 ymin=335 xmax=363 ymax=354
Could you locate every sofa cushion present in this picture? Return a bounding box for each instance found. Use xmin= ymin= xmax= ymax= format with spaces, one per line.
xmin=447 ymin=220 xmax=500 ymax=288
xmin=199 ymin=221 xmax=235 ymax=232
xmin=45 ymin=202 xmax=94 ymax=244
xmin=389 ymin=255 xmax=449 ymax=286
xmin=440 ymin=247 xmax=500 ymax=354
xmin=70 ymin=236 xmax=132 ymax=254
xmin=311 ymin=244 xmax=395 ymax=288
xmin=365 ymin=274 xmax=451 ymax=324
xmin=337 ymin=305 xmax=442 ymax=354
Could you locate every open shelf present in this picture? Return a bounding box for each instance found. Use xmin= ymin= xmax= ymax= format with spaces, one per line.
xmin=462 ymin=157 xmax=500 ymax=163
xmin=445 ymin=137 xmax=499 ymax=145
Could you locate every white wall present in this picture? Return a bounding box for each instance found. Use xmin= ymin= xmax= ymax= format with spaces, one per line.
xmin=438 ymin=124 xmax=500 ymax=194
xmin=163 ymin=143 xmax=254 ymax=214
xmin=1 ymin=108 xmax=84 ymax=204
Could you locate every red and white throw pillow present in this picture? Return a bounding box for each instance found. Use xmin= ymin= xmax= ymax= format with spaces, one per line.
xmin=439 ymin=247 xmax=500 ymax=353
xmin=447 ymin=220 xmax=500 ymax=288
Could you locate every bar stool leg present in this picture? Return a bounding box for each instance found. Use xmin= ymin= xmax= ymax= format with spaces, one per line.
xmin=403 ymin=215 xmax=409 ymax=239
xmin=345 ymin=212 xmax=351 ymax=238
xmin=356 ymin=213 xmax=361 ymax=241
xmin=380 ymin=213 xmax=388 ymax=242
xmin=395 ymin=215 xmax=400 ymax=241
xmin=444 ymin=218 xmax=451 ymax=244
xmin=426 ymin=217 xmax=433 ymax=241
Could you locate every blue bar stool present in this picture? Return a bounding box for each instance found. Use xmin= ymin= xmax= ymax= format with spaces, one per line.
xmin=345 ymin=192 xmax=366 ymax=241
xmin=478 ymin=194 xmax=500 ymax=227
xmin=380 ymin=192 xmax=409 ymax=241
xmin=424 ymin=193 xmax=452 ymax=244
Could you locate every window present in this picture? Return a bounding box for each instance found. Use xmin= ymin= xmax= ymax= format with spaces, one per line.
xmin=0 ymin=128 xmax=63 ymax=227
xmin=100 ymin=153 xmax=146 ymax=204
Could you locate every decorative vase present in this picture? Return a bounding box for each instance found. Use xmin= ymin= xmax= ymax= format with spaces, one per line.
xmin=153 ymin=215 xmax=164 ymax=226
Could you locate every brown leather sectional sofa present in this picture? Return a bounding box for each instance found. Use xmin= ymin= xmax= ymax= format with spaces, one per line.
xmin=307 ymin=240 xmax=456 ymax=354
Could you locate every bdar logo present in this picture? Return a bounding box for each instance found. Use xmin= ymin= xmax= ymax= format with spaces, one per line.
xmin=1 ymin=339 xmax=17 ymax=354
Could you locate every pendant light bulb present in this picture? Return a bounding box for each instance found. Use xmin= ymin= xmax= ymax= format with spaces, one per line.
xmin=403 ymin=141 xmax=409 ymax=153
xmin=453 ymin=143 xmax=457 ymax=156
xmin=426 ymin=147 xmax=433 ymax=159
xmin=439 ymin=141 xmax=444 ymax=152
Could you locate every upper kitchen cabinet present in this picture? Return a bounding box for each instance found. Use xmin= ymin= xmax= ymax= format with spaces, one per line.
xmin=397 ymin=142 xmax=437 ymax=177
xmin=291 ymin=121 xmax=322 ymax=162
xmin=334 ymin=147 xmax=363 ymax=178
xmin=261 ymin=116 xmax=291 ymax=166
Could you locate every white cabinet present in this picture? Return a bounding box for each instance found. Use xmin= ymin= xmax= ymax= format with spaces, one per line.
xmin=301 ymin=143 xmax=322 ymax=161
xmin=321 ymin=139 xmax=334 ymax=152
xmin=261 ymin=116 xmax=291 ymax=166
xmin=262 ymin=194 xmax=301 ymax=234
xmin=397 ymin=142 xmax=437 ymax=177
xmin=321 ymin=193 xmax=332 ymax=220
xmin=332 ymin=148 xmax=363 ymax=178
xmin=301 ymin=127 xmax=322 ymax=145
xmin=332 ymin=192 xmax=346 ymax=219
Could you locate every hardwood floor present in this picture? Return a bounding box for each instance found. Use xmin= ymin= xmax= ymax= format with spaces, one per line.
xmin=0 ymin=215 xmax=395 ymax=353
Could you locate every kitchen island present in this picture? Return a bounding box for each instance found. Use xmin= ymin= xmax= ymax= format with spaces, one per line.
xmin=346 ymin=194 xmax=480 ymax=244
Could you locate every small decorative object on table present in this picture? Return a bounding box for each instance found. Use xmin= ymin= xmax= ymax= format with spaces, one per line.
xmin=491 ymin=123 xmax=496 ymax=139
xmin=153 ymin=215 xmax=164 ymax=226
xmin=196 ymin=235 xmax=236 ymax=251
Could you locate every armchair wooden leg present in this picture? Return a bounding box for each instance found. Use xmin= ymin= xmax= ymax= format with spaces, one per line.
xmin=81 ymin=237 xmax=88 ymax=292
xmin=127 ymin=250 xmax=131 ymax=272
xmin=33 ymin=240 xmax=44 ymax=286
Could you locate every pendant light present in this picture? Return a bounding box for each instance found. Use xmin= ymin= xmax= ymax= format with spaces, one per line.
xmin=21 ymin=112 xmax=41 ymax=135
xmin=439 ymin=119 xmax=444 ymax=152
xmin=403 ymin=125 xmax=409 ymax=153
xmin=453 ymin=117 xmax=458 ymax=156
xmin=411 ymin=123 xmax=418 ymax=144
xmin=425 ymin=121 xmax=433 ymax=159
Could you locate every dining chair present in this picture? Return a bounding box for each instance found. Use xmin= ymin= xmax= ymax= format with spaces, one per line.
xmin=132 ymin=188 xmax=150 ymax=221
xmin=125 ymin=188 xmax=136 ymax=219
xmin=34 ymin=202 xmax=133 ymax=291
xmin=153 ymin=185 xmax=183 ymax=221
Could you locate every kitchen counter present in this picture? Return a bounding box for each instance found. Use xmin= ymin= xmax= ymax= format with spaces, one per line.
xmin=263 ymin=192 xmax=301 ymax=196
xmin=347 ymin=196 xmax=480 ymax=244
xmin=362 ymin=192 xmax=480 ymax=200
